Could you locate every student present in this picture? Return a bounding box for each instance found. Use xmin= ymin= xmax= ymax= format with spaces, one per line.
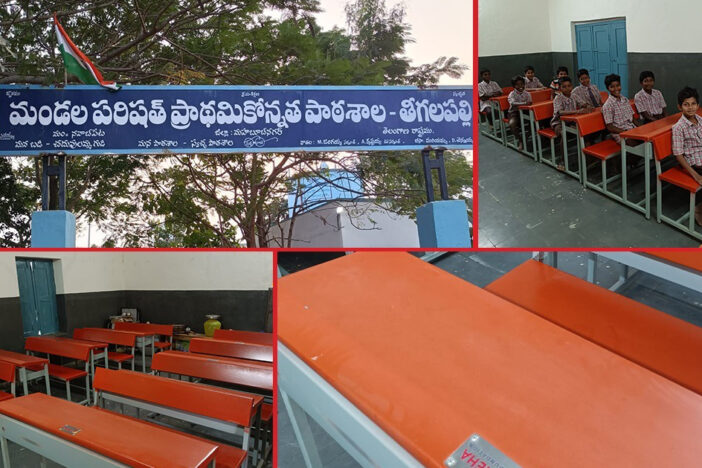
xmin=634 ymin=70 xmax=666 ymax=123
xmin=550 ymin=76 xmax=587 ymax=137
xmin=549 ymin=66 xmax=569 ymax=99
xmin=524 ymin=65 xmax=546 ymax=89
xmin=507 ymin=75 xmax=533 ymax=151
xmin=572 ymin=69 xmax=602 ymax=109
xmin=478 ymin=68 xmax=503 ymax=128
xmin=671 ymin=86 xmax=702 ymax=226
xmin=602 ymin=73 xmax=639 ymax=144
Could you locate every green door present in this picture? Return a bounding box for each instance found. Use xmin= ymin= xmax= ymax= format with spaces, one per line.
xmin=16 ymin=259 xmax=59 ymax=337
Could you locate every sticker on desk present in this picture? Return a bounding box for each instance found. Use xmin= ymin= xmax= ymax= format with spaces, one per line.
xmin=444 ymin=434 xmax=520 ymax=468
xmin=59 ymin=425 xmax=81 ymax=436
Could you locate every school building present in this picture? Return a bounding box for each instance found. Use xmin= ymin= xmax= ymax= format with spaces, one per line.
xmin=0 ymin=251 xmax=273 ymax=467
xmin=480 ymin=0 xmax=698 ymax=104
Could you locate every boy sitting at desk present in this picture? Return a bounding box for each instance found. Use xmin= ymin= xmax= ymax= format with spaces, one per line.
xmin=602 ymin=73 xmax=640 ymax=144
xmin=478 ymin=68 xmax=502 ymax=127
xmin=635 ymin=71 xmax=667 ymax=123
xmin=550 ymin=66 xmax=569 ymax=99
xmin=550 ymin=76 xmax=588 ymax=168
xmin=524 ymin=65 xmax=546 ymax=89
xmin=671 ymin=86 xmax=702 ymax=226
xmin=507 ymin=75 xmax=533 ymax=151
xmin=572 ymin=69 xmax=602 ymax=110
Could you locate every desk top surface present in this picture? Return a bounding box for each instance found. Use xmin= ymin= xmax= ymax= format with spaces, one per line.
xmin=0 ymin=393 xmax=218 ymax=468
xmin=0 ymin=349 xmax=48 ymax=367
xmin=189 ymin=338 xmax=273 ymax=363
xmin=278 ymin=252 xmax=702 ymax=467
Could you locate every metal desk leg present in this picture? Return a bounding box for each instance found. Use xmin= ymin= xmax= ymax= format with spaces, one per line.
xmin=621 ymin=138 xmax=628 ymax=204
xmin=586 ymin=253 xmax=597 ymax=283
xmin=19 ymin=368 xmax=28 ymax=396
xmin=644 ymin=143 xmax=651 ymax=219
xmin=43 ymin=364 xmax=51 ymax=396
xmin=1 ymin=434 xmax=10 ymax=468
xmin=281 ymin=390 xmax=323 ymax=468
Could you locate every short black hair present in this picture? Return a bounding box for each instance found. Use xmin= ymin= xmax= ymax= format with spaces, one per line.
xmin=480 ymin=68 xmax=491 ymax=75
xmin=524 ymin=65 xmax=535 ymax=73
xmin=639 ymin=70 xmax=655 ymax=83
xmin=577 ymin=68 xmax=590 ymax=78
xmin=556 ymin=66 xmax=569 ymax=74
xmin=559 ymin=76 xmax=572 ymax=85
xmin=511 ymin=75 xmax=525 ymax=86
xmin=677 ymin=86 xmax=699 ymax=106
xmin=604 ymin=74 xmax=621 ymax=88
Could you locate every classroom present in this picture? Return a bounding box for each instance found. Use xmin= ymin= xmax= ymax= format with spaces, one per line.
xmin=0 ymin=251 xmax=273 ymax=467
xmin=478 ymin=0 xmax=702 ymax=247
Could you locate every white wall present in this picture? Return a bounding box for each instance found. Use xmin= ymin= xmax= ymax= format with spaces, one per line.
xmin=0 ymin=251 xmax=272 ymax=298
xmin=480 ymin=0 xmax=700 ymax=56
xmin=267 ymin=204 xmax=344 ymax=248
xmin=479 ymin=0 xmax=552 ymax=56
xmin=340 ymin=202 xmax=420 ymax=248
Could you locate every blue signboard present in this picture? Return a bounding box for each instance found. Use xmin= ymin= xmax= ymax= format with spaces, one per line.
xmin=0 ymin=85 xmax=472 ymax=156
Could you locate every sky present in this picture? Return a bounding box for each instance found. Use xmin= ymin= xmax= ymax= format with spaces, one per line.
xmin=77 ymin=1 xmax=474 ymax=246
xmin=313 ymin=0 xmax=472 ymax=85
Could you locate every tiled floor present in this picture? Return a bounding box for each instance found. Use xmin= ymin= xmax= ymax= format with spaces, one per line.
xmin=478 ymin=136 xmax=700 ymax=247
xmin=277 ymin=252 xmax=702 ymax=467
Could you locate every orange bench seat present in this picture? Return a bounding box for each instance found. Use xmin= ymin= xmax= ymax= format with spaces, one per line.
xmin=582 ymin=139 xmax=620 ymax=160
xmin=47 ymin=363 xmax=88 ymax=381
xmin=659 ymin=166 xmax=702 ymax=193
xmin=0 ymin=391 xmax=13 ymax=402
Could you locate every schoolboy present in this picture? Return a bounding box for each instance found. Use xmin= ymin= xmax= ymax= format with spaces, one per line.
xmin=572 ymin=69 xmax=602 ymax=109
xmin=671 ymin=86 xmax=702 ymax=225
xmin=601 ymin=73 xmax=639 ymax=144
xmin=550 ymin=76 xmax=586 ymax=140
xmin=478 ymin=68 xmax=502 ymax=125
xmin=523 ymin=65 xmax=546 ymax=89
xmin=634 ymin=70 xmax=666 ymax=123
xmin=549 ymin=66 xmax=569 ymax=99
xmin=507 ymin=75 xmax=533 ymax=150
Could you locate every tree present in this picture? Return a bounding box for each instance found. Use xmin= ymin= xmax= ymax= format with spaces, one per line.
xmin=0 ymin=0 xmax=470 ymax=246
xmin=0 ymin=158 xmax=33 ymax=247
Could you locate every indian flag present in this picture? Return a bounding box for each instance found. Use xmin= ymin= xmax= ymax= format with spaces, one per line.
xmin=53 ymin=14 xmax=119 ymax=90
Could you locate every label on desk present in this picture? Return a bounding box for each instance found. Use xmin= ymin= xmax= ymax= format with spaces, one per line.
xmin=445 ymin=434 xmax=520 ymax=468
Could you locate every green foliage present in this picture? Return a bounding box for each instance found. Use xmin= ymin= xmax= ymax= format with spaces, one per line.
xmin=0 ymin=159 xmax=33 ymax=247
xmin=0 ymin=0 xmax=469 ymax=247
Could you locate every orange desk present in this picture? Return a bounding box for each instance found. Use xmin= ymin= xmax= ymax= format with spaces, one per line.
xmin=560 ymin=108 xmax=603 ymax=181
xmin=518 ymin=100 xmax=553 ymax=160
xmin=190 ymin=338 xmax=272 ymax=363
xmin=213 ymin=329 xmax=273 ymax=346
xmin=0 ymin=350 xmax=50 ymax=396
xmin=278 ymin=252 xmax=702 ymax=467
xmin=153 ymin=350 xmax=273 ymax=392
xmin=0 ymin=393 xmax=217 ymax=467
xmin=487 ymin=95 xmax=510 ymax=145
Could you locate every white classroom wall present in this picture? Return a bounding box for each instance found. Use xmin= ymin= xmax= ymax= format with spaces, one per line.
xmin=0 ymin=252 xmax=272 ymax=298
xmin=480 ymin=0 xmax=700 ymax=56
xmin=479 ymin=0 xmax=551 ymax=56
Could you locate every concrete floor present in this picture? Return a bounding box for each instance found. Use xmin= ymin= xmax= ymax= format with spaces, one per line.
xmin=277 ymin=251 xmax=702 ymax=467
xmin=478 ymin=136 xmax=700 ymax=247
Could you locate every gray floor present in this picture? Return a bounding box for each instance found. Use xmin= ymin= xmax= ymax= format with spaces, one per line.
xmin=478 ymin=135 xmax=700 ymax=247
xmin=277 ymin=252 xmax=702 ymax=467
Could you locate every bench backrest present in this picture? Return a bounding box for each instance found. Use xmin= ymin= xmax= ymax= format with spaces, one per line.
xmin=652 ymin=131 xmax=672 ymax=161
xmin=528 ymin=88 xmax=551 ymax=103
xmin=599 ymin=90 xmax=608 ymax=102
xmin=486 ymin=260 xmax=702 ymax=395
xmin=114 ymin=322 xmax=173 ymax=337
xmin=213 ymin=329 xmax=273 ymax=346
xmin=93 ymin=367 xmax=258 ymax=426
xmin=0 ymin=360 xmax=15 ymax=383
xmin=74 ymin=328 xmax=136 ymax=347
xmin=190 ymin=338 xmax=273 ymax=362
xmin=502 ymin=86 xmax=514 ymax=95
xmin=575 ymin=110 xmax=606 ymax=136
xmin=152 ymin=351 xmax=273 ymax=391
xmin=532 ymin=101 xmax=554 ymax=120
xmin=25 ymin=337 xmax=91 ymax=361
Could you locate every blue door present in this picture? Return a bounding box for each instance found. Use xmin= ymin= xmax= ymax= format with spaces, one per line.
xmin=16 ymin=259 xmax=59 ymax=337
xmin=575 ymin=19 xmax=628 ymax=98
